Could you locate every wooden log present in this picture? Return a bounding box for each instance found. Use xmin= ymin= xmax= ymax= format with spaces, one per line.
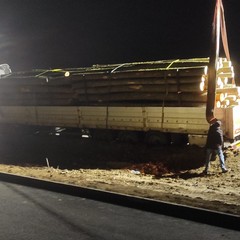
xmin=0 ymin=92 xmax=75 ymax=100
xmin=216 ymin=87 xmax=240 ymax=95
xmin=0 ymin=77 xmax=47 ymax=85
xmin=70 ymin=67 xmax=206 ymax=81
xmin=75 ymin=92 xmax=207 ymax=103
xmin=18 ymin=85 xmax=73 ymax=93
xmin=0 ymin=86 xmax=22 ymax=93
xmin=74 ymin=82 xmax=201 ymax=94
xmin=0 ymin=73 xmax=75 ymax=85
xmin=0 ymin=99 xmax=72 ymax=106
xmin=0 ymin=85 xmax=73 ymax=94
xmin=72 ymin=76 xmax=203 ymax=89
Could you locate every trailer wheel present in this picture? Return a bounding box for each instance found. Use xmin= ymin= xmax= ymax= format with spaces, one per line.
xmin=145 ymin=132 xmax=171 ymax=145
xmin=90 ymin=129 xmax=116 ymax=141
xmin=117 ymin=131 xmax=139 ymax=143
xmin=171 ymin=133 xmax=188 ymax=145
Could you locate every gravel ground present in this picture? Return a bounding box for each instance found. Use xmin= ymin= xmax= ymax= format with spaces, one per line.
xmin=0 ymin=129 xmax=239 ymax=215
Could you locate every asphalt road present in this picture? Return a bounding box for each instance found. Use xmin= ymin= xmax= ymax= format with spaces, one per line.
xmin=0 ymin=181 xmax=239 ymax=240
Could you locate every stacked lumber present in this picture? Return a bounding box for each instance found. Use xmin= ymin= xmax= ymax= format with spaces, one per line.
xmin=0 ymin=70 xmax=74 ymax=106
xmin=199 ymin=58 xmax=240 ymax=108
xmin=0 ymin=57 xmax=239 ymax=108
xmin=0 ymin=58 xmax=209 ymax=107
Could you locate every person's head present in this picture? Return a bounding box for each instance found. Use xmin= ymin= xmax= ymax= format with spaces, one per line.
xmin=214 ymin=120 xmax=222 ymax=128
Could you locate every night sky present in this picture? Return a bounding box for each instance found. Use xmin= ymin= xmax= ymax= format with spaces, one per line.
xmin=1 ymin=0 xmax=240 ymax=72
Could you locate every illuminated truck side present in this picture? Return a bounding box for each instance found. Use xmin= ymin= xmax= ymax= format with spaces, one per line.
xmin=0 ymin=58 xmax=239 ymax=146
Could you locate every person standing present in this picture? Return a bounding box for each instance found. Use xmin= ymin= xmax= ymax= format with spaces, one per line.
xmin=203 ymin=120 xmax=228 ymax=174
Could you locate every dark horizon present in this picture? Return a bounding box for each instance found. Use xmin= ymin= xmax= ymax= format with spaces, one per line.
xmin=1 ymin=0 xmax=240 ymax=72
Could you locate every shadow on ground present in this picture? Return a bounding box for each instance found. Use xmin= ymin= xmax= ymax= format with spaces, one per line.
xmin=0 ymin=130 xmax=205 ymax=175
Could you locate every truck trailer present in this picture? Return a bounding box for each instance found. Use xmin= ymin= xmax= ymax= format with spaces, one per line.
xmin=0 ymin=57 xmax=239 ymax=146
xmin=0 ymin=0 xmax=239 ymax=147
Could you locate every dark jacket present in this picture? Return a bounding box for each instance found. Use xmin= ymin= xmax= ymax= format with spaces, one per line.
xmin=205 ymin=122 xmax=224 ymax=149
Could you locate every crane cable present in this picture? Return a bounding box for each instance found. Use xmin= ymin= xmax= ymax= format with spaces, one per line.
xmin=206 ymin=0 xmax=232 ymax=123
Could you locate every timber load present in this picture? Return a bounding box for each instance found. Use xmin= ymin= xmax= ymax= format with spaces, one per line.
xmin=0 ymin=57 xmax=239 ymax=108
